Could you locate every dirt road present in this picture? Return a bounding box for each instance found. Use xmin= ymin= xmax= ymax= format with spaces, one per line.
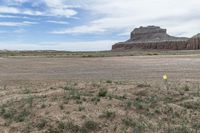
xmin=0 ymin=55 xmax=200 ymax=84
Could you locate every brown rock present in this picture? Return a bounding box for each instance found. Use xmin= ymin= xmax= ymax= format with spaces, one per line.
xmin=112 ymin=26 xmax=200 ymax=51
xmin=186 ymin=34 xmax=200 ymax=49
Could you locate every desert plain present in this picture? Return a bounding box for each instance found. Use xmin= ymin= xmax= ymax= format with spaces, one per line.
xmin=0 ymin=50 xmax=199 ymax=133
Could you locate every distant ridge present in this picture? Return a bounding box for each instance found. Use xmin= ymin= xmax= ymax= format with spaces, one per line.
xmin=112 ymin=26 xmax=200 ymax=50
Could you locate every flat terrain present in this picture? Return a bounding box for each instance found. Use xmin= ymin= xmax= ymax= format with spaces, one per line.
xmin=0 ymin=53 xmax=199 ymax=132
xmin=1 ymin=54 xmax=200 ymax=84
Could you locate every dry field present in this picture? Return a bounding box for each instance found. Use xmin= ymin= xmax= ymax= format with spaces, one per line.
xmin=0 ymin=54 xmax=199 ymax=133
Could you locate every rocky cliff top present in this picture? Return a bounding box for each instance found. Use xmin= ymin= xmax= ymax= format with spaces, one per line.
xmin=113 ymin=26 xmax=200 ymax=50
xmin=127 ymin=26 xmax=188 ymax=43
xmin=132 ymin=26 xmax=166 ymax=35
xmin=192 ymin=33 xmax=200 ymax=38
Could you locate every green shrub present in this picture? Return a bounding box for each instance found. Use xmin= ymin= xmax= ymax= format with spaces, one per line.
xmin=2 ymin=108 xmax=15 ymax=120
xmin=182 ymin=85 xmax=190 ymax=91
xmin=83 ymin=120 xmax=99 ymax=131
xmin=63 ymin=86 xmax=74 ymax=91
xmin=26 ymin=96 xmax=34 ymax=108
xmin=36 ymin=119 xmax=47 ymax=130
xmin=192 ymin=121 xmax=200 ymax=132
xmin=14 ymin=110 xmax=30 ymax=122
xmin=134 ymin=97 xmax=145 ymax=110
xmin=122 ymin=117 xmax=147 ymax=133
xmin=106 ymin=80 xmax=112 ymax=83
xmin=166 ymin=125 xmax=192 ymax=133
xmin=181 ymin=100 xmax=200 ymax=110
xmin=69 ymin=89 xmax=81 ymax=100
xmin=47 ymin=121 xmax=88 ymax=133
xmin=78 ymin=106 xmax=85 ymax=111
xmin=101 ymin=110 xmax=116 ymax=119
xmin=23 ymin=88 xmax=31 ymax=94
xmin=125 ymin=100 xmax=132 ymax=110
xmin=91 ymin=97 xmax=100 ymax=104
xmin=59 ymin=104 xmax=64 ymax=110
xmin=98 ymin=88 xmax=107 ymax=97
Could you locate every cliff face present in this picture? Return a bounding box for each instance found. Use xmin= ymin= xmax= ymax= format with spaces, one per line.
xmin=129 ymin=26 xmax=173 ymax=42
xmin=112 ymin=41 xmax=187 ymax=50
xmin=112 ymin=26 xmax=200 ymax=50
xmin=187 ymin=34 xmax=200 ymax=49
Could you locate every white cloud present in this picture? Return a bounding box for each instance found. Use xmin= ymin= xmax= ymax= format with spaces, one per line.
xmin=46 ymin=20 xmax=69 ymax=25
xmin=0 ymin=14 xmax=21 ymax=18
xmin=0 ymin=21 xmax=38 ymax=26
xmin=43 ymin=0 xmax=77 ymax=17
xmin=3 ymin=0 xmax=30 ymax=4
xmin=0 ymin=40 xmax=118 ymax=51
xmin=52 ymin=0 xmax=200 ymax=37
xmin=0 ymin=0 xmax=78 ymax=18
xmin=51 ymin=25 xmax=106 ymax=34
xmin=0 ymin=29 xmax=25 ymax=33
xmin=14 ymin=29 xmax=26 ymax=33
xmin=0 ymin=6 xmax=43 ymax=16
xmin=0 ymin=14 xmax=32 ymax=19
xmin=11 ymin=0 xmax=29 ymax=3
xmin=1 ymin=0 xmax=200 ymax=51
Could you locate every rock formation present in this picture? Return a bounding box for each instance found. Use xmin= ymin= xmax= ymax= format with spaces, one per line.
xmin=187 ymin=34 xmax=200 ymax=49
xmin=112 ymin=26 xmax=200 ymax=50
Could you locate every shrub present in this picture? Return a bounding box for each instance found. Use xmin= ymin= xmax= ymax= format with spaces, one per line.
xmin=166 ymin=125 xmax=192 ymax=133
xmin=137 ymin=83 xmax=151 ymax=88
xmin=106 ymin=80 xmax=112 ymax=83
xmin=122 ymin=117 xmax=147 ymax=133
xmin=83 ymin=120 xmax=99 ymax=131
xmin=23 ymin=88 xmax=31 ymax=94
xmin=192 ymin=121 xmax=200 ymax=132
xmin=180 ymin=100 xmax=200 ymax=110
xmin=59 ymin=104 xmax=64 ymax=110
xmin=134 ymin=97 xmax=145 ymax=110
xmin=63 ymin=86 xmax=74 ymax=91
xmin=98 ymin=88 xmax=107 ymax=97
xmin=2 ymin=108 xmax=15 ymax=120
xmin=125 ymin=100 xmax=132 ymax=110
xmin=78 ymin=106 xmax=85 ymax=111
xmin=69 ymin=89 xmax=81 ymax=100
xmin=36 ymin=119 xmax=47 ymax=130
xmin=47 ymin=121 xmax=88 ymax=133
xmin=182 ymin=85 xmax=190 ymax=91
xmin=14 ymin=110 xmax=30 ymax=122
xmin=26 ymin=96 xmax=34 ymax=108
xmin=100 ymin=110 xmax=116 ymax=120
xmin=91 ymin=97 xmax=100 ymax=104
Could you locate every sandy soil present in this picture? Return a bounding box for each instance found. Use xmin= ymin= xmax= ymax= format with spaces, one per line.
xmin=0 ymin=55 xmax=199 ymax=132
xmin=0 ymin=55 xmax=200 ymax=85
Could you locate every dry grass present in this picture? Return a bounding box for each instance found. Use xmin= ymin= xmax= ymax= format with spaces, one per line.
xmin=0 ymin=80 xmax=199 ymax=133
xmin=1 ymin=49 xmax=200 ymax=58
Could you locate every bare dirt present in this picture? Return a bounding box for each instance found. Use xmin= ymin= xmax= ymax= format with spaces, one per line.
xmin=1 ymin=55 xmax=200 ymax=84
xmin=0 ymin=55 xmax=199 ymax=133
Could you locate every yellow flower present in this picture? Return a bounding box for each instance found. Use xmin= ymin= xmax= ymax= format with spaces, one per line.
xmin=163 ymin=74 xmax=168 ymax=80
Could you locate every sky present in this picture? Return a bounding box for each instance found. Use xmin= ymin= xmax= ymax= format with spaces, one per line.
xmin=0 ymin=0 xmax=200 ymax=51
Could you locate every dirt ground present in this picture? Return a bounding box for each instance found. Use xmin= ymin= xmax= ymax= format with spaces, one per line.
xmin=1 ymin=54 xmax=200 ymax=84
xmin=0 ymin=55 xmax=199 ymax=133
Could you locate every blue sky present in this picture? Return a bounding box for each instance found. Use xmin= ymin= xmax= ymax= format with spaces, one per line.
xmin=0 ymin=0 xmax=200 ymax=51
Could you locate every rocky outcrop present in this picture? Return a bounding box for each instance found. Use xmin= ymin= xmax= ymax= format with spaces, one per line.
xmin=112 ymin=26 xmax=200 ymax=50
xmin=187 ymin=34 xmax=200 ymax=49
xmin=128 ymin=26 xmax=182 ymax=42
xmin=112 ymin=41 xmax=187 ymax=50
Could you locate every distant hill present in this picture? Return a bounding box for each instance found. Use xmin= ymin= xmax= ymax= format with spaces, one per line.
xmin=112 ymin=26 xmax=200 ymax=50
